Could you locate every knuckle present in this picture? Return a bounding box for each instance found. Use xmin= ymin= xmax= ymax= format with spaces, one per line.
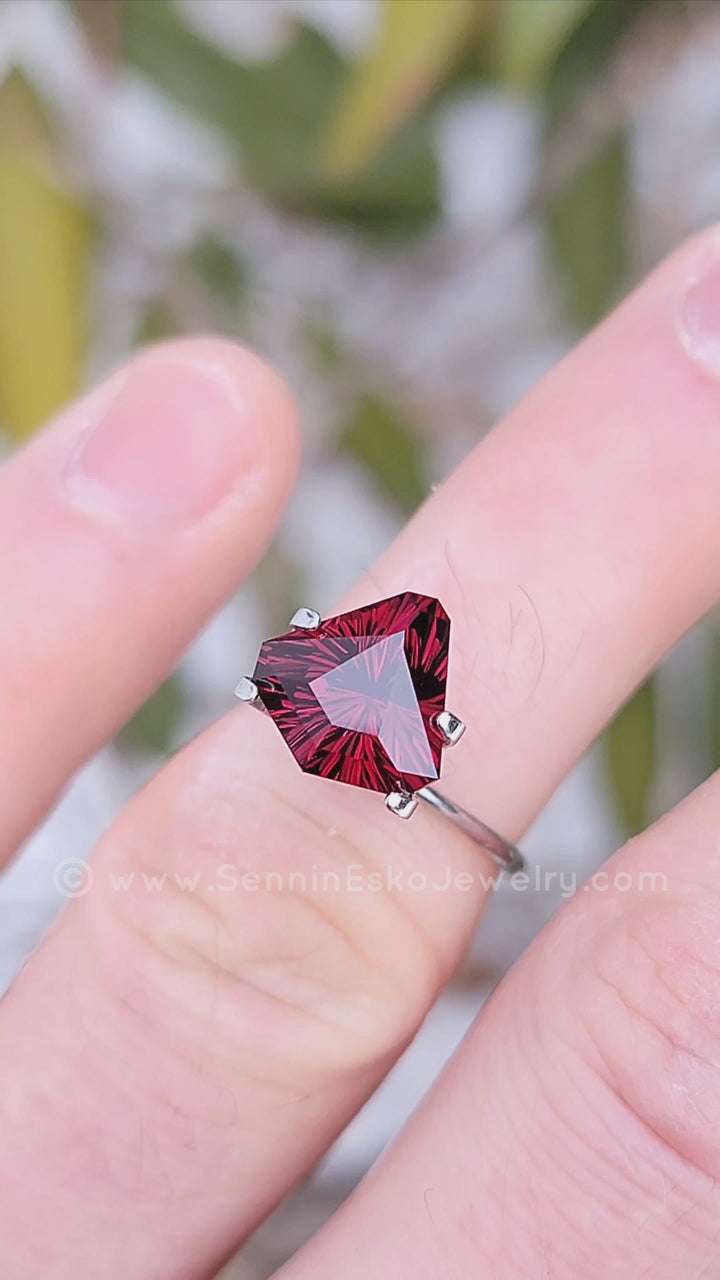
xmin=571 ymin=881 xmax=720 ymax=1179
xmin=90 ymin=721 xmax=442 ymax=1095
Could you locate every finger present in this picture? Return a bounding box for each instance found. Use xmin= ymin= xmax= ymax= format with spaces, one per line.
xmin=5 ymin=228 xmax=720 ymax=1279
xmin=0 ymin=337 xmax=299 ymax=860
xmin=276 ymin=778 xmax=720 ymax=1280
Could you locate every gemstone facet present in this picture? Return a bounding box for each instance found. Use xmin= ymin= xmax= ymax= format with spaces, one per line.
xmin=252 ymin=592 xmax=450 ymax=794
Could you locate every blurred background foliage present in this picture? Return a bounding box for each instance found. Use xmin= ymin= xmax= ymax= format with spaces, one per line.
xmin=1 ymin=0 xmax=714 ymax=840
xmin=0 ymin=0 xmax=718 ymax=848
xmin=3 ymin=1 xmax=720 ymax=1271
xmin=0 ymin=0 xmax=715 ymax=837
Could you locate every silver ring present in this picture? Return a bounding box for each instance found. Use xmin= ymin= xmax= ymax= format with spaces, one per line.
xmin=235 ymin=592 xmax=524 ymax=874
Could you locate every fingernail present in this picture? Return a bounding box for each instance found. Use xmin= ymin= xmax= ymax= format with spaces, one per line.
xmin=679 ymin=250 xmax=720 ymax=377
xmin=61 ymin=352 xmax=252 ymax=531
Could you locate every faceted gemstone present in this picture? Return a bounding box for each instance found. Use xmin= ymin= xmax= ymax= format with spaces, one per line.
xmin=253 ymin=592 xmax=450 ymax=794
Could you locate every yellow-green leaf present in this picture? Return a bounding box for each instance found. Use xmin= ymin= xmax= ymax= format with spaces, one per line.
xmin=496 ymin=0 xmax=594 ymax=92
xmin=323 ymin=0 xmax=479 ymax=179
xmin=0 ymin=73 xmax=89 ymax=441
xmin=604 ymin=679 xmax=656 ymax=836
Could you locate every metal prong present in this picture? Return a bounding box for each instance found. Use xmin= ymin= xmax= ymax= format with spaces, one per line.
xmin=385 ymin=791 xmax=418 ymax=819
xmin=290 ymin=607 xmax=321 ymax=630
xmin=234 ymin=676 xmax=259 ymax=703
xmin=435 ymin=710 xmax=466 ymax=746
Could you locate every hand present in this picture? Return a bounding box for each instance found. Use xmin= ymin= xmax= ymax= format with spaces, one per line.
xmin=3 ymin=229 xmax=720 ymax=1280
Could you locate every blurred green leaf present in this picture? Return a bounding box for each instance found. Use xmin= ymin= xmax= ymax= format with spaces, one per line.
xmin=0 ymin=71 xmax=89 ymax=440
xmin=118 ymin=676 xmax=183 ymax=756
xmin=708 ymin=628 xmax=720 ymax=773
xmin=126 ymin=1 xmax=439 ymax=234
xmin=313 ymin=117 xmax=440 ymax=234
xmin=134 ymin=297 xmax=179 ymax=346
xmin=340 ymin=394 xmax=428 ymax=515
xmin=546 ymin=0 xmax=646 ymax=122
xmin=605 ymin=679 xmax=656 ymax=836
xmin=495 ymin=0 xmax=594 ymax=91
xmin=323 ymin=0 xmax=478 ymax=178
xmin=547 ymin=129 xmax=627 ymax=328
xmin=187 ymin=235 xmax=246 ymax=306
xmin=127 ymin=1 xmax=341 ymax=197
xmin=301 ymin=313 xmax=345 ymax=371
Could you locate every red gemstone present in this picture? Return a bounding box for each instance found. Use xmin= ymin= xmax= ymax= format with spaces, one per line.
xmin=253 ymin=592 xmax=450 ymax=794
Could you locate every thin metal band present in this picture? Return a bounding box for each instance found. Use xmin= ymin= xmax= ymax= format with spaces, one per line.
xmin=418 ymin=786 xmax=525 ymax=873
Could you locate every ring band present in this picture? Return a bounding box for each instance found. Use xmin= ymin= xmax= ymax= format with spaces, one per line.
xmin=417 ymin=787 xmax=524 ymax=872
xmin=235 ymin=592 xmax=525 ymax=874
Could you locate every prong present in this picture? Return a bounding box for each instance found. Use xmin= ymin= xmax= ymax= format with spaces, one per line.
xmin=435 ymin=710 xmax=466 ymax=746
xmin=385 ymin=791 xmax=418 ymax=819
xmin=290 ymin=607 xmax=321 ymax=630
xmin=234 ymin=676 xmax=259 ymax=703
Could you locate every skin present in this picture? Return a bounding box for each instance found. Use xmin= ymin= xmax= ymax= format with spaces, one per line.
xmin=3 ymin=229 xmax=720 ymax=1277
